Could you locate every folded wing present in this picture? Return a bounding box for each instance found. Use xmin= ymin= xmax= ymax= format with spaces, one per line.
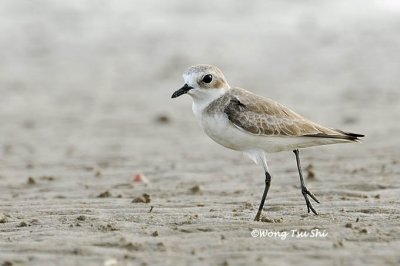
xmin=224 ymin=88 xmax=364 ymax=141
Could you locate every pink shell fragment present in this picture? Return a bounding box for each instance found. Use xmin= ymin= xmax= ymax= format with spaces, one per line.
xmin=134 ymin=173 xmax=149 ymax=184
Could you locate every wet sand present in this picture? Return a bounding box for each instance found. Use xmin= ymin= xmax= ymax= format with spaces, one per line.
xmin=0 ymin=1 xmax=399 ymax=265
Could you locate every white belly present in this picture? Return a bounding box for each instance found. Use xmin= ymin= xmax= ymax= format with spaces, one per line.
xmin=196 ymin=113 xmax=346 ymax=153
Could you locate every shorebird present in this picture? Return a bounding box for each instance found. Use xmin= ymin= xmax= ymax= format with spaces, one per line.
xmin=171 ymin=64 xmax=364 ymax=221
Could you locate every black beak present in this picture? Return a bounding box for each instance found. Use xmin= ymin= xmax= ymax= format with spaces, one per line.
xmin=171 ymin=84 xmax=193 ymax=98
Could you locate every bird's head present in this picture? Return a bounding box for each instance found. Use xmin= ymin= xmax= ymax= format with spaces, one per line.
xmin=171 ymin=64 xmax=230 ymax=101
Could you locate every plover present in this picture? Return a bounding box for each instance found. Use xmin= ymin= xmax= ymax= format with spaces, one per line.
xmin=171 ymin=64 xmax=364 ymax=221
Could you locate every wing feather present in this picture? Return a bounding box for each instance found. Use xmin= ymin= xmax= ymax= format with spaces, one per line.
xmin=223 ymin=88 xmax=363 ymax=141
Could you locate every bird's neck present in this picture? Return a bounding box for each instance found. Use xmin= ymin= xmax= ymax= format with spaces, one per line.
xmin=191 ymin=88 xmax=228 ymax=119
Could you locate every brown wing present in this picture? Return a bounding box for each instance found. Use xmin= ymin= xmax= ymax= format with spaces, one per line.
xmin=224 ymin=88 xmax=363 ymax=140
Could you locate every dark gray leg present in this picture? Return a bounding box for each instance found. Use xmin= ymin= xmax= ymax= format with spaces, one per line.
xmin=293 ymin=149 xmax=320 ymax=215
xmin=254 ymin=171 xmax=271 ymax=221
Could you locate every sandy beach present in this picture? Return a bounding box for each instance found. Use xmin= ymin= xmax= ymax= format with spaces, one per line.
xmin=0 ymin=1 xmax=399 ymax=265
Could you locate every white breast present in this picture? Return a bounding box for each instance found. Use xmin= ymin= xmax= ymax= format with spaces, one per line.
xmin=201 ymin=113 xmax=243 ymax=150
xmin=193 ymin=99 xmax=273 ymax=152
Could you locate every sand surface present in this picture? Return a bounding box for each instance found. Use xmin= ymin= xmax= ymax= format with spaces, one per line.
xmin=0 ymin=1 xmax=400 ymax=265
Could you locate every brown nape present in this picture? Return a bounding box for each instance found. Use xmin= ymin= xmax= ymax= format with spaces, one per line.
xmin=213 ymin=79 xmax=225 ymax=89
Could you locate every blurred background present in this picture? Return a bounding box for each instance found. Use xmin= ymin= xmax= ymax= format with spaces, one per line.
xmin=1 ymin=1 xmax=400 ymax=265
xmin=1 ymin=0 xmax=400 ymax=169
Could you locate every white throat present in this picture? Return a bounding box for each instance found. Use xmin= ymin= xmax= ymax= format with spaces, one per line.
xmin=190 ymin=88 xmax=227 ymax=121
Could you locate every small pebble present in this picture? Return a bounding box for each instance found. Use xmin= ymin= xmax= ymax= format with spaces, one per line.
xmin=260 ymin=215 xmax=283 ymax=223
xmin=345 ymin=223 xmax=352 ymax=228
xmin=76 ymin=215 xmax=86 ymax=221
xmin=17 ymin=221 xmax=27 ymax=227
xmin=132 ymin=193 xmax=151 ymax=203
xmin=27 ymin=177 xmax=36 ymax=185
xmin=0 ymin=214 xmax=8 ymax=223
xmin=97 ymin=191 xmax=111 ymax=198
xmin=244 ymin=202 xmax=252 ymax=209
xmin=306 ymin=164 xmax=316 ymax=180
xmin=155 ymin=115 xmax=170 ymax=124
xmin=333 ymin=240 xmax=344 ymax=248
xmin=41 ymin=176 xmax=55 ymax=181
xmin=189 ymin=185 xmax=202 ymax=194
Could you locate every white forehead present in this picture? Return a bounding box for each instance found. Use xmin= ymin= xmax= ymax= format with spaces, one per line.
xmin=182 ymin=72 xmax=197 ymax=87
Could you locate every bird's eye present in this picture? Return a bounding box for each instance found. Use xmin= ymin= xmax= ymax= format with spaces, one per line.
xmin=202 ymin=74 xmax=213 ymax=83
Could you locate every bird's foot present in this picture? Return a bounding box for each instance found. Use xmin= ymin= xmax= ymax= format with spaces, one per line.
xmin=301 ymin=187 xmax=320 ymax=215
xmin=254 ymin=211 xmax=262 ymax=221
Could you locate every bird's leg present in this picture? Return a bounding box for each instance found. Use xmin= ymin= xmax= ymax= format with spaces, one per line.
xmin=254 ymin=171 xmax=271 ymax=221
xmin=293 ymin=149 xmax=320 ymax=215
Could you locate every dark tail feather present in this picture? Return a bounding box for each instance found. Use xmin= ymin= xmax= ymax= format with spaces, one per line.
xmin=336 ymin=129 xmax=365 ymax=141
xmin=334 ymin=129 xmax=365 ymax=141
xmin=304 ymin=130 xmax=365 ymax=142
